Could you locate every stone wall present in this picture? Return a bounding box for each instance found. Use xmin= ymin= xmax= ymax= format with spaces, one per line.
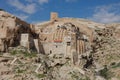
xmin=38 ymin=21 xmax=90 ymax=65
xmin=0 ymin=11 xmax=93 ymax=65
xmin=0 ymin=28 xmax=8 ymax=39
xmin=20 ymin=34 xmax=30 ymax=48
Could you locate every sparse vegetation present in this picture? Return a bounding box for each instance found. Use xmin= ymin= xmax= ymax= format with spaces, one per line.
xmin=16 ymin=69 xmax=26 ymax=73
xmin=69 ymin=71 xmax=90 ymax=80
xmin=80 ymin=77 xmax=90 ymax=80
xmin=10 ymin=50 xmax=19 ymax=55
xmin=112 ymin=62 xmax=120 ymax=68
xmin=35 ymin=74 xmax=46 ymax=78
xmin=0 ymin=10 xmax=120 ymax=80
xmin=10 ymin=49 xmax=37 ymax=58
xmin=99 ymin=66 xmax=113 ymax=79
xmin=69 ymin=71 xmax=79 ymax=80
xmin=23 ymin=51 xmax=37 ymax=58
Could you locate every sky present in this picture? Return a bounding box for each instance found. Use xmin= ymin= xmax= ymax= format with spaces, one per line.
xmin=0 ymin=0 xmax=120 ymax=24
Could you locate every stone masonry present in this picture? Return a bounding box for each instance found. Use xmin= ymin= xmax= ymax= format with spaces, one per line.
xmin=0 ymin=10 xmax=93 ymax=65
xmin=36 ymin=12 xmax=93 ymax=65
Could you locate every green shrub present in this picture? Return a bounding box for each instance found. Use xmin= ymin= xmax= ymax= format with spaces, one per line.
xmin=10 ymin=50 xmax=18 ymax=55
xmin=10 ymin=49 xmax=37 ymax=58
xmin=69 ymin=71 xmax=90 ymax=80
xmin=23 ymin=51 xmax=37 ymax=58
xmin=36 ymin=74 xmax=46 ymax=78
xmin=17 ymin=69 xmax=26 ymax=73
xmin=99 ymin=66 xmax=113 ymax=79
xmin=80 ymin=77 xmax=90 ymax=80
xmin=112 ymin=62 xmax=120 ymax=68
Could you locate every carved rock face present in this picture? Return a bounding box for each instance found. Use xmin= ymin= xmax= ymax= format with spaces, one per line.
xmin=4 ymin=18 xmax=16 ymax=29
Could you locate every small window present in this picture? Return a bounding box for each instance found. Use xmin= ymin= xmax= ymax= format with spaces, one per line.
xmin=67 ymin=42 xmax=71 ymax=46
xmin=56 ymin=45 xmax=58 ymax=48
xmin=50 ymin=50 xmax=52 ymax=54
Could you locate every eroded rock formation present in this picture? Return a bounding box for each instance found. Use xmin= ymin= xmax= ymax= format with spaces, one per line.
xmin=0 ymin=10 xmax=37 ymax=52
xmin=0 ymin=11 xmax=120 ymax=80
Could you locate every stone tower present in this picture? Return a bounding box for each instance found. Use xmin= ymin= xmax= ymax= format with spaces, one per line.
xmin=50 ymin=12 xmax=58 ymax=21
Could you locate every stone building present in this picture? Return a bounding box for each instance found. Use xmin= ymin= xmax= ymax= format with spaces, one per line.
xmin=36 ymin=12 xmax=93 ymax=65
xmin=0 ymin=10 xmax=94 ymax=65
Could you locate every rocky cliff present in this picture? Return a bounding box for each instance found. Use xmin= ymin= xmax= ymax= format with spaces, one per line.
xmin=0 ymin=10 xmax=37 ymax=52
xmin=0 ymin=11 xmax=120 ymax=80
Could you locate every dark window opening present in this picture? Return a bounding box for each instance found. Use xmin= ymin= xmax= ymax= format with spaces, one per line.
xmin=50 ymin=50 xmax=52 ymax=54
xmin=67 ymin=42 xmax=71 ymax=46
xmin=44 ymin=37 xmax=47 ymax=41
xmin=54 ymin=20 xmax=58 ymax=22
xmin=56 ymin=45 xmax=58 ymax=48
xmin=57 ymin=25 xmax=60 ymax=28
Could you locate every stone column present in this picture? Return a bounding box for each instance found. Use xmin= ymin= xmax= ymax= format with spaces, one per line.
xmin=71 ymin=33 xmax=78 ymax=65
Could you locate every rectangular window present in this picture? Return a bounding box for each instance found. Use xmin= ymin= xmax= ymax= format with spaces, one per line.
xmin=67 ymin=42 xmax=71 ymax=46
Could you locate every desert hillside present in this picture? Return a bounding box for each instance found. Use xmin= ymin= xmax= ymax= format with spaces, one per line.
xmin=0 ymin=11 xmax=120 ymax=80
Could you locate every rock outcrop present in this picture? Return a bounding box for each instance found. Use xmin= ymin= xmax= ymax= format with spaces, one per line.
xmin=0 ymin=11 xmax=120 ymax=80
xmin=0 ymin=10 xmax=37 ymax=52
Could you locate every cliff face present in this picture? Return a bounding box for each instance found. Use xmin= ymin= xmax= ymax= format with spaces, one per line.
xmin=33 ymin=13 xmax=120 ymax=80
xmin=0 ymin=11 xmax=120 ymax=80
